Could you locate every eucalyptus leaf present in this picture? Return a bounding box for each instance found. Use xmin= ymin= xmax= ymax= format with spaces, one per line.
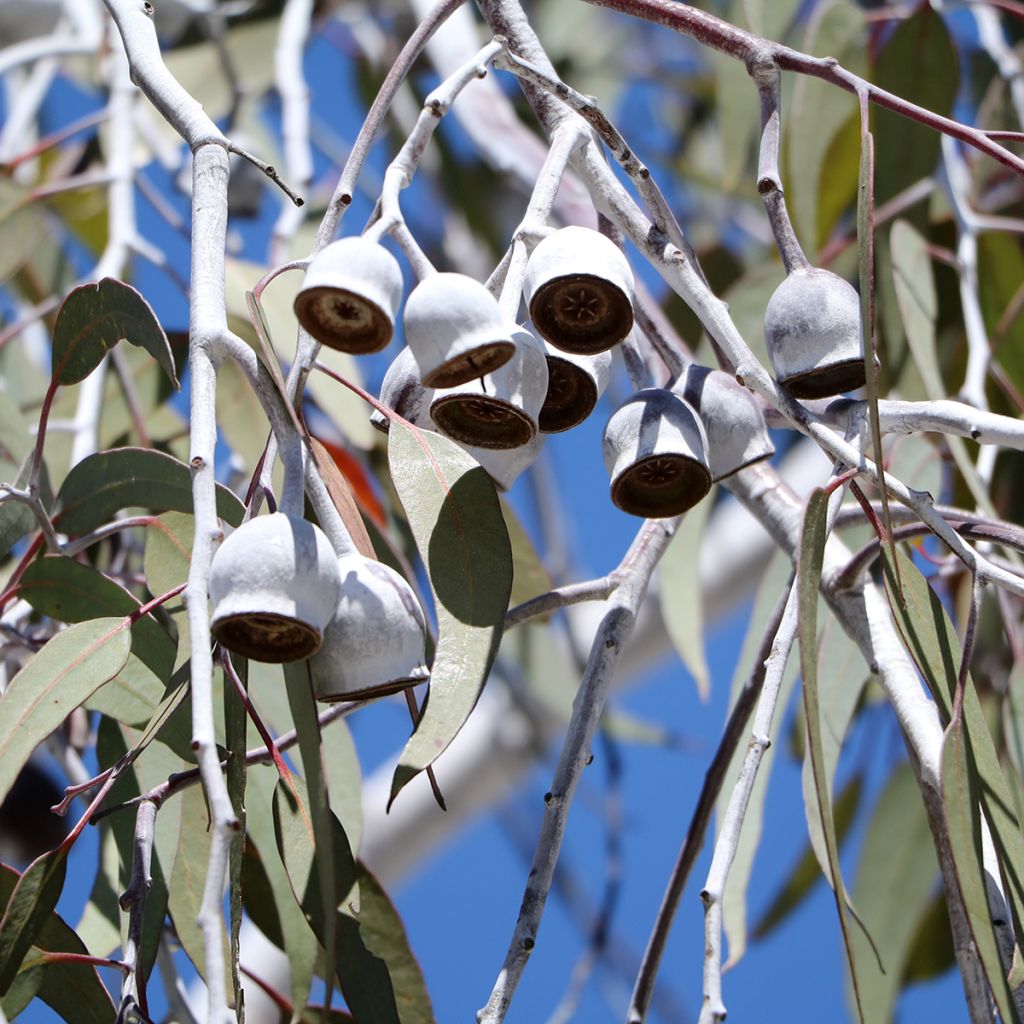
xmin=661 ymin=487 xmax=715 ymax=701
xmin=386 ymin=424 xmax=512 ymax=804
xmin=798 ymin=488 xmax=866 ymax=1020
xmin=0 ymin=617 xmax=132 ymax=807
xmin=0 ymin=865 xmax=115 ymax=1022
xmin=54 ymin=447 xmax=244 ymax=535
xmin=51 ymin=278 xmax=177 ymax=389
xmin=0 ymin=847 xmax=67 ymax=993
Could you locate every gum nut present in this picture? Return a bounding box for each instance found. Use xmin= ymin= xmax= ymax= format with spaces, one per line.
xmin=461 ymin=431 xmax=546 ymax=492
xmin=764 ymin=267 xmax=866 ymax=399
xmin=603 ymin=388 xmax=712 ymax=518
xmin=209 ymin=512 xmax=341 ymax=663
xmin=293 ymin=236 xmax=404 ymax=354
xmin=524 ymin=225 xmax=635 ymax=355
xmin=404 ymin=272 xmax=516 ymax=389
xmin=429 ymin=326 xmax=548 ymax=450
xmin=678 ymin=364 xmax=774 ymax=481
xmin=370 ymin=346 xmax=435 ymax=434
xmin=539 ymin=341 xmax=612 ymax=433
xmin=310 ymin=555 xmax=429 ymax=702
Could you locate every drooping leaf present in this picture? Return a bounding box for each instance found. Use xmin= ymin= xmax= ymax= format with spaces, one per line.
xmin=0 ymin=617 xmax=132 ymax=807
xmin=798 ymin=487 xmax=866 ymax=1020
xmin=785 ymin=2 xmax=864 ymax=249
xmin=942 ymin=723 xmax=1022 ymax=1023
xmin=800 ymin=617 xmax=867 ymax=875
xmin=386 ymin=425 xmax=513 ymax=804
xmin=660 ymin=485 xmax=715 ymax=701
xmin=850 ymin=762 xmax=938 ymax=1024
xmin=51 ymin=278 xmax=178 ymax=388
xmin=167 ymin=785 xmax=233 ymax=994
xmin=978 ymin=232 xmax=1024 ymax=399
xmin=0 ymin=848 xmax=68 ymax=993
xmin=882 ymin=547 xmax=1024 ymax=964
xmin=53 ymin=447 xmax=244 ymax=535
xmin=872 ymin=6 xmax=958 ymax=209
xmin=901 ymin=893 xmax=955 ymax=986
xmin=890 ymin=219 xmax=993 ymax=513
xmin=0 ymin=455 xmax=41 ymax=558
xmin=0 ymin=865 xmax=115 ymax=1022
xmin=245 ymin=765 xmax=319 ymax=1014
xmin=273 ymin=782 xmax=434 ymax=1024
xmin=283 ymin=660 xmax=339 ymax=1015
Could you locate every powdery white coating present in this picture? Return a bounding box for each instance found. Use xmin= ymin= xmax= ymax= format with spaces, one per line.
xmin=310 ymin=554 xmax=429 ymax=701
xmin=763 ymin=267 xmax=865 ymax=397
xmin=209 ymin=512 xmax=342 ymax=661
xmin=294 ymin=236 xmax=404 ymax=353
xmin=370 ymin=345 xmax=434 ymax=434
xmin=468 ymin=432 xmax=546 ymax=491
xmin=603 ymin=388 xmax=711 ymax=518
xmin=524 ymin=225 xmax=635 ymax=354
xmin=677 ymin=364 xmax=774 ymax=481
xmin=403 ymin=272 xmax=516 ymax=388
xmin=539 ymin=338 xmax=612 ymax=433
xmin=429 ymin=326 xmax=549 ymax=450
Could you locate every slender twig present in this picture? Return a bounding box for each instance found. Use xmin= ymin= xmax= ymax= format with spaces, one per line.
xmin=625 ymin=579 xmax=792 ymax=1023
xmin=505 ymin=575 xmax=618 ymax=629
xmin=698 ymin=582 xmax=799 ymax=1024
xmin=478 ymin=518 xmax=678 ymax=1023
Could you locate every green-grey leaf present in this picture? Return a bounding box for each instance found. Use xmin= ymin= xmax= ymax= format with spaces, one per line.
xmin=0 ymin=617 xmax=131 ymax=807
xmin=661 ymin=487 xmax=715 ymax=701
xmin=54 ymin=447 xmax=244 ymax=535
xmin=872 ymin=7 xmax=957 ymax=209
xmin=50 ymin=280 xmax=177 ymax=387
xmin=0 ymin=849 xmax=68 ymax=993
xmin=0 ymin=864 xmax=115 ymax=1021
xmin=882 ymin=547 xmax=1024 ymax=963
xmin=167 ymin=786 xmax=232 ymax=992
xmin=245 ymin=765 xmax=319 ymax=1013
xmin=942 ymin=724 xmax=1022 ymax=1023
xmin=798 ymin=488 xmax=866 ymax=1020
xmin=850 ymin=762 xmax=937 ymax=1024
xmin=501 ymin=497 xmax=551 ymax=611
xmin=801 ymin=617 xmax=867 ymax=875
xmin=386 ymin=425 xmax=512 ymax=804
xmin=51 ymin=278 xmax=178 ymax=388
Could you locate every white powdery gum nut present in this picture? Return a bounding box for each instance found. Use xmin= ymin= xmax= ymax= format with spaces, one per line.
xmin=403 ymin=272 xmax=516 ymax=389
xmin=603 ymin=388 xmax=712 ymax=519
xmin=538 ymin=338 xmax=612 ymax=433
xmin=369 ymin=343 xmax=545 ymax=491
xmin=293 ymin=236 xmax=404 ymax=354
xmin=209 ymin=512 xmax=342 ymax=663
xmin=764 ymin=267 xmax=866 ymax=399
xmin=525 ymin=225 xmax=635 ymax=355
xmin=676 ymin=364 xmax=774 ymax=482
xmin=310 ymin=555 xmax=429 ymax=702
xmin=429 ymin=326 xmax=549 ymax=450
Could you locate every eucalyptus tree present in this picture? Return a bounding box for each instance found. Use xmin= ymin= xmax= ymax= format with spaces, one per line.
xmin=1 ymin=1 xmax=1024 ymax=1023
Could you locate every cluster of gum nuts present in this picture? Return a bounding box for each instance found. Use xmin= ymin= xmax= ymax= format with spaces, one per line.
xmin=207 ymin=226 xmax=866 ymax=692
